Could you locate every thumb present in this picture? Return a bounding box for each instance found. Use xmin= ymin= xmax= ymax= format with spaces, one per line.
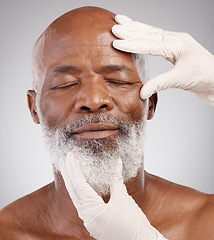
xmin=109 ymin=159 xmax=128 ymax=204
xmin=140 ymin=68 xmax=181 ymax=99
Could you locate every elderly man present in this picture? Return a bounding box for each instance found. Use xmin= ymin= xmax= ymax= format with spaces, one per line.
xmin=0 ymin=6 xmax=214 ymax=240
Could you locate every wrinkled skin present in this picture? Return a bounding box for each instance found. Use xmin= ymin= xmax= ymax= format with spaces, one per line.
xmin=0 ymin=6 xmax=214 ymax=240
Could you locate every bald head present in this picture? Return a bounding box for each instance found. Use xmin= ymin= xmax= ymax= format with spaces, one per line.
xmin=31 ymin=7 xmax=116 ymax=92
xmin=47 ymin=6 xmax=115 ymax=33
xmin=31 ymin=6 xmax=147 ymax=95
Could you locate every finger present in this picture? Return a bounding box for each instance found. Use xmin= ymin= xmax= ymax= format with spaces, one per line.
xmin=115 ymin=15 xmax=152 ymax=31
xmin=114 ymin=16 xmax=184 ymax=44
xmin=109 ymin=159 xmax=128 ymax=205
xmin=112 ymin=25 xmax=133 ymax=40
xmin=115 ymin=14 xmax=133 ymax=25
xmin=140 ymin=68 xmax=181 ymax=99
xmin=112 ymin=25 xmax=155 ymax=41
xmin=113 ymin=39 xmax=174 ymax=59
xmin=59 ymin=156 xmax=80 ymax=206
xmin=115 ymin=15 xmax=163 ymax=33
xmin=112 ymin=25 xmax=165 ymax=41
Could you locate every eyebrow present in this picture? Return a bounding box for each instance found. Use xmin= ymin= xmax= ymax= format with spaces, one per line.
xmin=53 ymin=64 xmax=132 ymax=75
xmin=101 ymin=64 xmax=131 ymax=73
xmin=53 ymin=65 xmax=79 ymax=74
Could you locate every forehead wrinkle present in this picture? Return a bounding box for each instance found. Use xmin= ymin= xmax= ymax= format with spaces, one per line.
xmin=46 ymin=47 xmax=136 ymax=69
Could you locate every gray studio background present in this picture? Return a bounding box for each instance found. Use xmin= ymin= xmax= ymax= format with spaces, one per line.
xmin=1 ymin=0 xmax=214 ymax=209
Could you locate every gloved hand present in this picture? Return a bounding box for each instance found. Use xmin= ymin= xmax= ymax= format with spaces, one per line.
xmin=59 ymin=152 xmax=167 ymax=240
xmin=112 ymin=15 xmax=214 ymax=106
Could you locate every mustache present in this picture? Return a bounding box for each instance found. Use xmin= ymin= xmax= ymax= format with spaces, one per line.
xmin=61 ymin=113 xmax=131 ymax=139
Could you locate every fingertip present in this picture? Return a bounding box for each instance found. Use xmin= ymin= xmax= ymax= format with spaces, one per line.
xmin=58 ymin=157 xmax=64 ymax=168
xmin=65 ymin=152 xmax=78 ymax=175
xmin=111 ymin=24 xmax=120 ymax=35
xmin=140 ymin=87 xmax=153 ymax=100
xmin=65 ymin=152 xmax=73 ymax=167
xmin=115 ymin=14 xmax=132 ymax=24
xmin=116 ymin=158 xmax=123 ymax=176
xmin=112 ymin=39 xmax=129 ymax=51
xmin=69 ymin=152 xmax=80 ymax=168
xmin=58 ymin=157 xmax=65 ymax=175
xmin=66 ymin=151 xmax=73 ymax=161
xmin=112 ymin=39 xmax=121 ymax=49
xmin=110 ymin=159 xmax=123 ymax=190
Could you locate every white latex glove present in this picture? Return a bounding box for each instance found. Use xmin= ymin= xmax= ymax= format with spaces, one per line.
xmin=59 ymin=152 xmax=167 ymax=240
xmin=112 ymin=15 xmax=214 ymax=106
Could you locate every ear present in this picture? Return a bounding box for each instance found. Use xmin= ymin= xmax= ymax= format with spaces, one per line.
xmin=27 ymin=90 xmax=40 ymax=124
xmin=147 ymin=93 xmax=158 ymax=120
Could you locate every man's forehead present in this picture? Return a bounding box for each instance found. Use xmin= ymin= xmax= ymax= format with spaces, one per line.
xmin=34 ymin=11 xmax=118 ymax=66
xmin=31 ymin=7 xmax=142 ymax=90
xmin=44 ymin=28 xmax=116 ymax=52
xmin=33 ymin=7 xmax=116 ymax=57
xmin=37 ymin=21 xmax=136 ymax=72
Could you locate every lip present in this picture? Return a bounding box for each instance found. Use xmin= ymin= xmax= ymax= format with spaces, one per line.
xmin=72 ymin=123 xmax=119 ymax=140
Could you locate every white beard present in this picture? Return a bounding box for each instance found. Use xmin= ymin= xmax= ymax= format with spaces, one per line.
xmin=41 ymin=111 xmax=148 ymax=197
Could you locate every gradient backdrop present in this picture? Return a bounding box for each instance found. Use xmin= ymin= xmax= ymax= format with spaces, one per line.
xmin=1 ymin=0 xmax=214 ymax=208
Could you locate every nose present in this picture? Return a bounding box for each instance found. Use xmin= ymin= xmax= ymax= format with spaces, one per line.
xmin=74 ymin=78 xmax=114 ymax=113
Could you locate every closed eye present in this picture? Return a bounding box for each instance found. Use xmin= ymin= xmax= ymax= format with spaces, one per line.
xmin=52 ymin=82 xmax=79 ymax=90
xmin=105 ymin=79 xmax=136 ymax=85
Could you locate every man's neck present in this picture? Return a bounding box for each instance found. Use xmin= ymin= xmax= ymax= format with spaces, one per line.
xmin=48 ymin=168 xmax=146 ymax=237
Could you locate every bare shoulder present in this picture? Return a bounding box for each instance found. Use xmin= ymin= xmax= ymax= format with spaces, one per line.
xmin=191 ymin=193 xmax=214 ymax=239
xmin=145 ymin=172 xmax=214 ymax=239
xmin=0 ymin=208 xmax=20 ymax=240
xmin=0 ymin=183 xmax=54 ymax=239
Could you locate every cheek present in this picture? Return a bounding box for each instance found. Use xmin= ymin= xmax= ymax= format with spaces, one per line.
xmin=111 ymin=86 xmax=147 ymax=121
xmin=39 ymin=91 xmax=75 ymax=127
